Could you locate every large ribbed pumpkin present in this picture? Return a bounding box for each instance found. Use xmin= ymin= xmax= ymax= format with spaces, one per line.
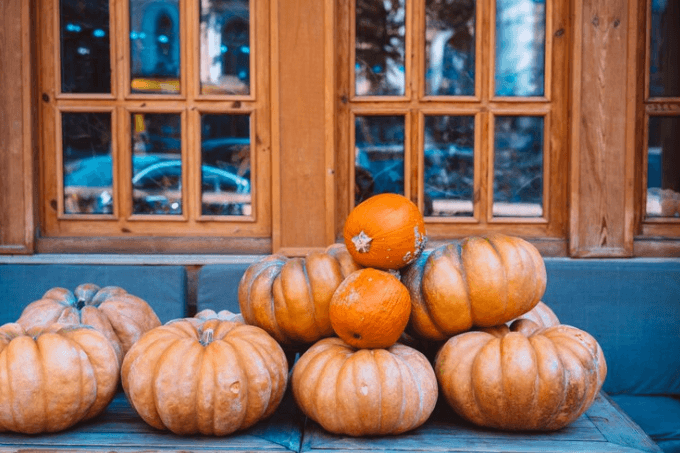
xmin=435 ymin=320 xmax=607 ymax=431
xmin=343 ymin=193 xmax=427 ymax=270
xmin=121 ymin=317 xmax=288 ymax=436
xmin=17 ymin=283 xmax=161 ymax=364
xmin=329 ymin=268 xmax=411 ymax=349
xmin=402 ymin=233 xmax=547 ymax=341
xmin=0 ymin=322 xmax=120 ymax=434
xmin=292 ymin=337 xmax=438 ymax=436
xmin=238 ymin=244 xmax=362 ymax=346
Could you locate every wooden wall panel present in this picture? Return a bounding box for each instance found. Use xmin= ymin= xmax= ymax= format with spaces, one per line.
xmin=272 ymin=0 xmax=332 ymax=254
xmin=570 ymin=0 xmax=636 ymax=257
xmin=0 ymin=0 xmax=34 ymax=254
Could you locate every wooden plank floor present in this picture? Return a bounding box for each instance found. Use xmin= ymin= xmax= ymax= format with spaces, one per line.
xmin=301 ymin=393 xmax=663 ymax=453
xmin=0 ymin=391 xmax=661 ymax=453
xmin=0 ymin=389 xmax=304 ymax=453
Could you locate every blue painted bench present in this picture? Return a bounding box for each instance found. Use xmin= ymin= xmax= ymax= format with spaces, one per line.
xmin=0 ymin=264 xmax=188 ymax=325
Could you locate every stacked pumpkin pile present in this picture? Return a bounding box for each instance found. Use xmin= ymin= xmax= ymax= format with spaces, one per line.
xmin=239 ymin=193 xmax=608 ymax=436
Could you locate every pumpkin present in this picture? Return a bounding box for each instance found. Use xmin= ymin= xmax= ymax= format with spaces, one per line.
xmin=0 ymin=322 xmax=120 ymax=434
xmin=329 ymin=268 xmax=411 ymax=349
xmin=121 ymin=317 xmax=288 ymax=436
xmin=402 ymin=233 xmax=547 ymax=341
xmin=238 ymin=243 xmax=362 ymax=346
xmin=292 ymin=337 xmax=438 ymax=436
xmin=511 ymin=301 xmax=560 ymax=328
xmin=194 ymin=308 xmax=245 ymax=323
xmin=17 ymin=283 xmax=161 ymax=364
xmin=343 ymin=193 xmax=427 ymax=270
xmin=434 ymin=320 xmax=607 ymax=431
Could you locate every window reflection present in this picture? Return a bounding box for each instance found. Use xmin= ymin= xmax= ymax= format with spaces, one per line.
xmin=60 ymin=0 xmax=110 ymax=93
xmin=201 ymin=114 xmax=251 ymax=216
xmin=131 ymin=113 xmax=183 ymax=215
xmin=130 ymin=0 xmax=181 ymax=94
xmin=495 ymin=0 xmax=545 ymax=96
xmin=355 ymin=0 xmax=406 ymax=96
xmin=355 ymin=116 xmax=405 ymax=205
xmin=62 ymin=112 xmax=113 ymax=214
xmin=425 ymin=0 xmax=475 ymax=96
xmin=200 ymin=0 xmax=250 ymax=95
xmin=424 ymin=116 xmax=475 ymax=216
xmin=649 ymin=0 xmax=680 ymax=98
xmin=493 ymin=116 xmax=543 ymax=217
xmin=647 ymin=116 xmax=680 ymax=218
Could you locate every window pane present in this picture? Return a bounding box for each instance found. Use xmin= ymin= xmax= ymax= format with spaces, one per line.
xmin=649 ymin=0 xmax=680 ymax=97
xmin=201 ymin=114 xmax=251 ymax=216
xmin=130 ymin=0 xmax=181 ymax=94
xmin=60 ymin=0 xmax=110 ymax=93
xmin=355 ymin=116 xmax=405 ymax=204
xmin=647 ymin=116 xmax=680 ymax=218
xmin=355 ymin=0 xmax=406 ymax=96
xmin=493 ymin=116 xmax=543 ymax=217
xmin=424 ymin=115 xmax=475 ymax=216
xmin=131 ymin=113 xmax=182 ymax=215
xmin=425 ymin=0 xmax=475 ymax=96
xmin=62 ymin=112 xmax=113 ymax=214
xmin=200 ymin=0 xmax=250 ymax=95
xmin=495 ymin=0 xmax=545 ymax=96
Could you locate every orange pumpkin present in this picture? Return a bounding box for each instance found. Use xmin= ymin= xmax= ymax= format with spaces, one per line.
xmin=435 ymin=320 xmax=607 ymax=431
xmin=292 ymin=337 xmax=438 ymax=436
xmin=511 ymin=301 xmax=560 ymax=328
xmin=238 ymin=244 xmax=362 ymax=345
xmin=402 ymin=233 xmax=546 ymax=341
xmin=329 ymin=268 xmax=411 ymax=349
xmin=0 ymin=322 xmax=120 ymax=433
xmin=343 ymin=193 xmax=427 ymax=270
xmin=121 ymin=317 xmax=288 ymax=435
xmin=17 ymin=283 xmax=161 ymax=364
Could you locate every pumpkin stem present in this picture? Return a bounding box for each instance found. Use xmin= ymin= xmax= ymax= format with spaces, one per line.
xmin=200 ymin=328 xmax=214 ymax=346
xmin=351 ymin=231 xmax=372 ymax=253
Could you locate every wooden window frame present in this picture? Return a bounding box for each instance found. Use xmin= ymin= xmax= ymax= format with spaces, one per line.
xmin=634 ymin=0 xmax=680 ymax=240
xmin=35 ymin=0 xmax=272 ymax=253
xmin=334 ymin=0 xmax=570 ymax=254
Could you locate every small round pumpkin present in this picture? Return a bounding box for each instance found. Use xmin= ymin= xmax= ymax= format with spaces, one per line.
xmin=435 ymin=320 xmax=607 ymax=431
xmin=343 ymin=193 xmax=427 ymax=270
xmin=17 ymin=283 xmax=161 ymax=364
xmin=238 ymin=244 xmax=362 ymax=346
xmin=121 ymin=317 xmax=288 ymax=436
xmin=329 ymin=268 xmax=411 ymax=349
xmin=292 ymin=337 xmax=438 ymax=436
xmin=0 ymin=322 xmax=120 ymax=434
xmin=402 ymin=233 xmax=547 ymax=341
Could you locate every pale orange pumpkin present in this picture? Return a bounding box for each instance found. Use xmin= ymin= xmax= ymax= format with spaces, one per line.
xmin=402 ymin=233 xmax=547 ymax=341
xmin=292 ymin=337 xmax=438 ymax=436
xmin=17 ymin=283 xmax=161 ymax=364
xmin=121 ymin=317 xmax=288 ymax=435
xmin=511 ymin=300 xmax=560 ymax=328
xmin=0 ymin=322 xmax=120 ymax=434
xmin=343 ymin=193 xmax=427 ymax=270
xmin=238 ymin=244 xmax=362 ymax=345
xmin=435 ymin=320 xmax=607 ymax=431
xmin=329 ymin=268 xmax=411 ymax=349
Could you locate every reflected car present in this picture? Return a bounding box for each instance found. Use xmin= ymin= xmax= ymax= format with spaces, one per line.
xmin=131 ymin=160 xmax=250 ymax=216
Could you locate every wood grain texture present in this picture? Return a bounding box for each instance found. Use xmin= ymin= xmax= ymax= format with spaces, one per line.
xmin=570 ymin=0 xmax=635 ymax=257
xmin=0 ymin=0 xmax=34 ymax=254
xmin=273 ymin=0 xmax=330 ymax=251
xmin=302 ymin=393 xmax=662 ymax=453
xmin=0 ymin=391 xmax=303 ymax=452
